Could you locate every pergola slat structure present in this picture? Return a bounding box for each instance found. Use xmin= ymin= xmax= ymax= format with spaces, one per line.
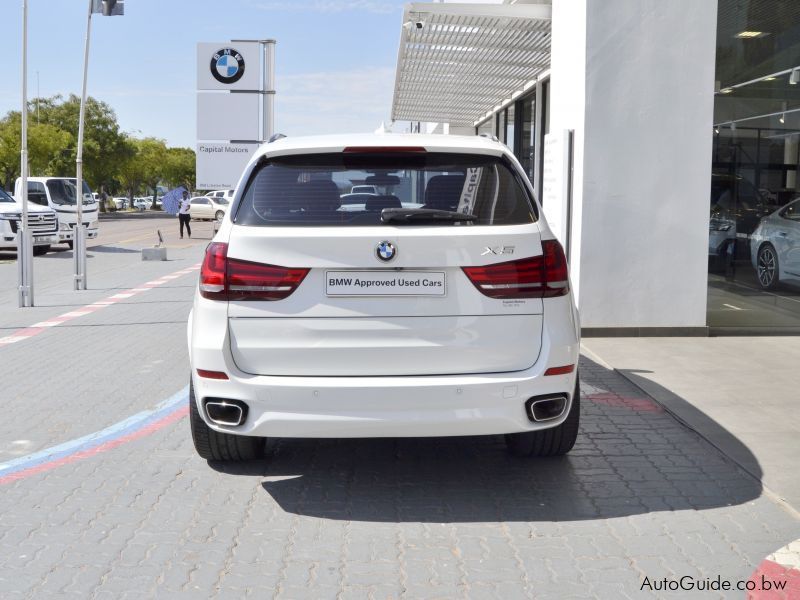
xmin=391 ymin=2 xmax=552 ymax=127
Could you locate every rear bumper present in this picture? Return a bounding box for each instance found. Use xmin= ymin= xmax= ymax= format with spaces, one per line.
xmin=188 ymin=293 xmax=580 ymax=438
xmin=192 ymin=367 xmax=578 ymax=438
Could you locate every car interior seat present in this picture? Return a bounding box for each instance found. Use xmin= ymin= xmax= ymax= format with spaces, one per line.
xmin=423 ymin=174 xmax=466 ymax=211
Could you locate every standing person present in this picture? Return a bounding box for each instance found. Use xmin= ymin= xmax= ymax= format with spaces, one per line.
xmin=178 ymin=190 xmax=192 ymax=239
xmin=98 ymin=187 xmax=108 ymax=213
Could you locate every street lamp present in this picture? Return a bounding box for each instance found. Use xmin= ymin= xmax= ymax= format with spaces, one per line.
xmin=74 ymin=0 xmax=124 ymax=291
xmin=18 ymin=0 xmax=33 ymax=307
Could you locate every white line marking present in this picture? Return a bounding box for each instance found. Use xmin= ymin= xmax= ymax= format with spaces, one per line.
xmin=722 ymin=303 xmax=743 ymax=310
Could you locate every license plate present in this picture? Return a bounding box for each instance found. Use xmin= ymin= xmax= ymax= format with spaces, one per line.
xmin=326 ymin=271 xmax=446 ymax=297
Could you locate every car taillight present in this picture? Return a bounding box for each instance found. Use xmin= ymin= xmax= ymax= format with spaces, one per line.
xmin=462 ymin=240 xmax=569 ymax=299
xmin=199 ymin=242 xmax=309 ymax=301
xmin=200 ymin=242 xmax=228 ymax=300
xmin=227 ymin=259 xmax=309 ymax=301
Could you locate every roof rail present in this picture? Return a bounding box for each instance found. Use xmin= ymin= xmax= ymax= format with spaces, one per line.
xmin=268 ymin=133 xmax=287 ymax=143
xmin=478 ymin=133 xmax=499 ymax=142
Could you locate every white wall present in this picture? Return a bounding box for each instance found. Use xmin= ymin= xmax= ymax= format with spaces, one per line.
xmin=550 ymin=0 xmax=717 ymax=328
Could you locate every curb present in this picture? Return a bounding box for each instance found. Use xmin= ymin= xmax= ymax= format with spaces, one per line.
xmin=99 ymin=212 xmax=175 ymax=221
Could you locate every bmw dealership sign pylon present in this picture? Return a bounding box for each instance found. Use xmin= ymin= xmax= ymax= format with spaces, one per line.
xmin=196 ymin=40 xmax=275 ymax=190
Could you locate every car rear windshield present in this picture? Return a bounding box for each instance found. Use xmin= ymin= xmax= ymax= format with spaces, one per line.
xmin=234 ymin=152 xmax=537 ymax=226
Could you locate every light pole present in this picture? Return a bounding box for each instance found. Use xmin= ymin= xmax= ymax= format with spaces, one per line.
xmin=18 ymin=0 xmax=33 ymax=307
xmin=74 ymin=0 xmax=124 ymax=291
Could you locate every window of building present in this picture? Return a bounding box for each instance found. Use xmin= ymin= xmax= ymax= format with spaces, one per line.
xmin=505 ymin=104 xmax=515 ymax=149
xmin=708 ymin=0 xmax=800 ymax=329
xmin=520 ymin=94 xmax=536 ymax=183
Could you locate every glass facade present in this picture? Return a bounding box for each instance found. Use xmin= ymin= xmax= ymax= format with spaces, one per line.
xmin=475 ymin=83 xmax=548 ymax=197
xmin=520 ymin=95 xmax=536 ymax=183
xmin=709 ymin=0 xmax=800 ymax=330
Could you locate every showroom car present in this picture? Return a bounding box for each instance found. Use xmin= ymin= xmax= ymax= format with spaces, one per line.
xmin=709 ymin=172 xmax=780 ymax=267
xmin=750 ymin=197 xmax=800 ymax=290
xmin=187 ymin=133 xmax=580 ymax=461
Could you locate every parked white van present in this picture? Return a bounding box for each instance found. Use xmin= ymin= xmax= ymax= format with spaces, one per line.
xmin=14 ymin=177 xmax=99 ymax=249
xmin=0 ymin=188 xmax=58 ymax=255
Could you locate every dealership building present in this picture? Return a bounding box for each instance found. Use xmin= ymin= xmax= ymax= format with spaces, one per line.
xmin=391 ymin=0 xmax=800 ymax=334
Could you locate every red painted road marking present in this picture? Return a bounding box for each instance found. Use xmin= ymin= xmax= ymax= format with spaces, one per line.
xmin=0 ymin=263 xmax=201 ymax=348
xmin=584 ymin=393 xmax=663 ymax=413
xmin=0 ymin=405 xmax=189 ymax=485
xmin=748 ymin=540 xmax=800 ymax=599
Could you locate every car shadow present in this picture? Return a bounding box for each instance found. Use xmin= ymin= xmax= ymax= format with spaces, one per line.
xmin=209 ymin=356 xmax=762 ymax=522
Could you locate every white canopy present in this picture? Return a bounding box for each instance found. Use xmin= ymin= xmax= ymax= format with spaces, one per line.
xmin=391 ymin=2 xmax=552 ymax=127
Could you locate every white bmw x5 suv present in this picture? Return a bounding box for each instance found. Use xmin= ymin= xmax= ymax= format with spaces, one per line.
xmin=188 ymin=134 xmax=580 ymax=461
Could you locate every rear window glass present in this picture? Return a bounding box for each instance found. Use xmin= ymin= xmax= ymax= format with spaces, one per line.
xmin=234 ymin=152 xmax=536 ymax=226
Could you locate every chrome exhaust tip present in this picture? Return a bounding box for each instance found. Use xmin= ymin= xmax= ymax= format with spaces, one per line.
xmin=204 ymin=399 xmax=248 ymax=427
xmin=525 ymin=394 xmax=568 ymax=422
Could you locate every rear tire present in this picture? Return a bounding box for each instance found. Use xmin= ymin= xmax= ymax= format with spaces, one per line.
xmin=505 ymin=375 xmax=580 ymax=457
xmin=189 ymin=380 xmax=265 ymax=461
xmin=756 ymin=243 xmax=780 ymax=290
xmin=66 ymin=240 xmax=74 ymax=250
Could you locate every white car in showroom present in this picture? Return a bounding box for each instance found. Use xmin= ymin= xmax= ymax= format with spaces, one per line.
xmin=188 ymin=134 xmax=580 ymax=461
xmin=751 ymin=197 xmax=800 ymax=289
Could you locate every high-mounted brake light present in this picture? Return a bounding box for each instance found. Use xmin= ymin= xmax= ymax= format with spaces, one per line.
xmin=342 ymin=146 xmax=427 ymax=153
xmin=462 ymin=239 xmax=569 ymax=299
xmin=199 ymin=242 xmax=309 ymax=301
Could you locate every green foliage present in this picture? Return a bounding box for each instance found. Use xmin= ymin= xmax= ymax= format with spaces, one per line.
xmin=0 ymin=113 xmax=74 ymax=190
xmin=0 ymin=94 xmax=194 ymax=197
xmin=164 ymin=146 xmax=196 ymax=189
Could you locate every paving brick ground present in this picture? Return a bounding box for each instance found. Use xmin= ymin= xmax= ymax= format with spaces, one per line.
xmin=1 ymin=227 xmax=799 ymax=598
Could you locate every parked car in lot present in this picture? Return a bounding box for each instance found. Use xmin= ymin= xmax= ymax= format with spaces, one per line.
xmin=133 ymin=197 xmax=151 ymax=210
xmin=188 ymin=133 xmax=580 ymax=461
xmin=189 ymin=196 xmax=228 ymax=221
xmin=204 ymin=189 xmax=234 ymax=202
xmin=350 ymin=184 xmax=377 ymax=194
xmin=0 ymin=188 xmax=58 ymax=255
xmin=750 ymin=197 xmax=800 ymax=290
xmin=14 ymin=177 xmax=99 ymax=249
xmin=111 ymin=197 xmax=128 ymax=210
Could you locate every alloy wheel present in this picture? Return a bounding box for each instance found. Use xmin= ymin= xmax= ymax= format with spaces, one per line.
xmin=757 ymin=246 xmax=777 ymax=287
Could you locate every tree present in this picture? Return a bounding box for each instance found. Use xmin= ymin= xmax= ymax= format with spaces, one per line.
xmin=0 ymin=112 xmax=74 ymax=191
xmin=34 ymin=94 xmax=128 ymax=193
xmin=0 ymin=94 xmax=188 ymax=208
xmin=163 ymin=147 xmax=196 ymax=190
xmin=118 ymin=137 xmax=168 ymax=209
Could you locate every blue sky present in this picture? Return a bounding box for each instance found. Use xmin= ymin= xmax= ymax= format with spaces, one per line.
xmin=0 ymin=0 xmax=410 ymax=148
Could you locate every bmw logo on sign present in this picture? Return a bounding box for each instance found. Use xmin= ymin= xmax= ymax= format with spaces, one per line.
xmin=210 ymin=48 xmax=245 ymax=84
xmin=376 ymin=241 xmax=396 ymax=262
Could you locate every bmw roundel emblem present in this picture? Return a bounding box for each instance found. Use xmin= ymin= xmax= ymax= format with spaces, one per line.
xmin=376 ymin=241 xmax=396 ymax=262
xmin=211 ymin=48 xmax=245 ymax=84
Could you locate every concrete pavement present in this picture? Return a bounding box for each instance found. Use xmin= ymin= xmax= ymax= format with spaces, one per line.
xmin=583 ymin=336 xmax=800 ymax=513
xmin=0 ymin=223 xmax=798 ymax=597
